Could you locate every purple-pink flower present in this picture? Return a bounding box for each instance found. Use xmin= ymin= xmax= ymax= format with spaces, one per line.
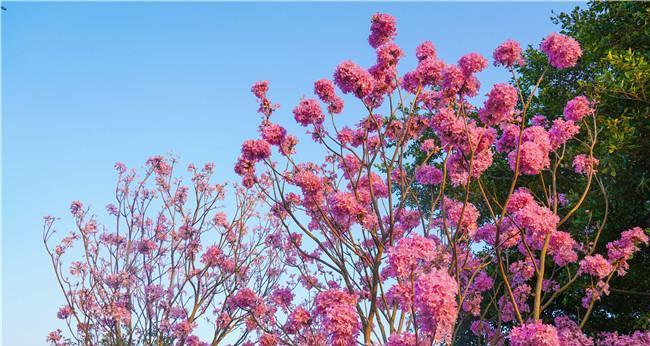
xmin=493 ymin=39 xmax=525 ymax=67
xmin=368 ymin=13 xmax=397 ymax=48
xmin=540 ymin=32 xmax=582 ymax=69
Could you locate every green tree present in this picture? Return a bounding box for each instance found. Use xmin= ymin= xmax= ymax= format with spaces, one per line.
xmin=516 ymin=1 xmax=650 ymax=333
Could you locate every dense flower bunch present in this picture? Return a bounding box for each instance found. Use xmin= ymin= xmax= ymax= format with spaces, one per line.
xmin=44 ymin=157 xmax=287 ymax=345
xmin=509 ymin=321 xmax=560 ymax=346
xmin=540 ymin=32 xmax=583 ymax=69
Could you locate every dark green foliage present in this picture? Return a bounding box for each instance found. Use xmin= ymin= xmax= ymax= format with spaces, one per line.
xmin=516 ymin=1 xmax=650 ymax=334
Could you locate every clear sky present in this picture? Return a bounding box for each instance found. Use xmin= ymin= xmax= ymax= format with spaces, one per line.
xmin=2 ymin=2 xmax=582 ymax=344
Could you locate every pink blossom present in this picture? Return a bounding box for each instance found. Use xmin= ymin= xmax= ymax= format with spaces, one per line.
xmin=442 ymin=197 xmax=480 ymax=238
xmin=414 ymin=269 xmax=458 ymax=343
xmin=499 ymin=285 xmax=531 ymax=322
xmin=531 ymin=114 xmax=549 ymax=127
xmin=540 ymin=32 xmax=582 ymax=69
xmin=173 ymin=320 xmax=196 ymax=338
xmin=333 ymin=61 xmax=374 ymax=99
xmin=496 ymin=123 xmax=521 ymax=153
xmin=57 ymin=305 xmax=73 ymax=319
xmin=368 ymin=13 xmax=397 ymax=48
xmin=479 ymin=83 xmax=518 ymax=125
xmin=259 ymin=333 xmax=279 ymax=346
xmin=231 ymin=288 xmax=260 ymax=309
xmin=510 ymin=321 xmax=560 ymax=346
xmin=314 ymin=289 xmax=360 ymax=346
xmin=259 ymin=121 xmax=286 ymax=145
xmin=597 ymin=330 xmax=650 ymax=346
xmin=387 ymin=235 xmax=448 ymax=279
xmin=241 ymin=139 xmax=271 ymax=161
xmin=328 ymin=192 xmax=366 ymax=228
xmin=376 ymin=41 xmax=404 ymax=67
xmin=582 ymin=281 xmax=610 ymax=308
xmin=446 ymin=148 xmax=494 ymax=186
xmin=549 ymin=231 xmax=578 ymax=266
xmin=417 ymin=57 xmax=445 ymax=87
xmin=385 ymin=333 xmax=417 ymax=346
xmin=549 ymin=118 xmax=580 ymax=149
xmin=441 ymin=64 xmax=465 ymax=96
xmin=286 ymin=307 xmax=311 ymax=334
xmin=251 ymin=80 xmax=279 ymax=116
xmin=292 ymin=98 xmax=325 ymax=127
xmin=606 ymin=227 xmax=649 ymax=275
xmin=416 ymin=41 xmax=437 ymax=61
xmin=415 ymin=165 xmax=443 ymax=185
xmin=473 ymin=271 xmax=494 ymax=292
xmin=70 ymin=201 xmax=83 ymax=216
xmin=420 ymin=139 xmax=438 ymax=154
xmin=493 ymin=39 xmax=525 ymax=67
xmin=429 ymin=107 xmax=467 ymax=147
xmin=513 ymin=202 xmax=559 ymax=236
xmin=201 ymin=245 xmax=224 ymax=267
xmin=46 ymin=329 xmax=65 ymax=346
xmin=280 ymin=134 xmax=298 ymax=156
xmin=579 ymin=254 xmax=613 ymax=279
xmin=573 ymin=154 xmax=599 ymax=175
xmin=314 ymin=79 xmax=344 ymax=114
xmin=251 ymin=80 xmax=269 ymax=99
xmin=510 ymin=260 xmax=535 ymax=285
xmin=506 ymin=187 xmax=536 ymax=212
xmin=386 ymin=282 xmax=414 ymax=311
xmin=508 ymin=141 xmax=550 ymax=175
xmin=458 ymin=52 xmax=488 ymax=75
xmin=554 ymin=315 xmax=592 ymax=346
xmin=147 ymin=155 xmax=172 ymax=176
xmin=564 ymin=96 xmax=594 ymax=122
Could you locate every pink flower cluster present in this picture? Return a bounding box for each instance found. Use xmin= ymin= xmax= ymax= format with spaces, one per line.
xmin=555 ymin=316 xmax=594 ymax=346
xmin=579 ymin=254 xmax=613 ymax=278
xmin=251 ymin=80 xmax=279 ymax=116
xmin=413 ymin=269 xmax=458 ymax=343
xmin=314 ymin=289 xmax=360 ymax=346
xmin=314 ymin=79 xmax=344 ymax=114
xmin=333 ymin=60 xmax=374 ymax=99
xmin=606 ymin=226 xmax=649 ymax=275
xmin=505 ymin=125 xmax=552 ymax=175
xmin=597 ymin=330 xmax=650 ymax=346
xmin=573 ymin=154 xmax=599 ymax=175
xmin=509 ymin=321 xmax=560 ymax=346
xmin=479 ymin=83 xmax=519 ymax=125
xmin=564 ymin=96 xmax=594 ymax=122
xmin=549 ymin=118 xmax=580 ymax=149
xmin=458 ymin=52 xmax=488 ymax=75
xmin=540 ymin=32 xmax=583 ymax=69
xmin=387 ymin=235 xmax=448 ymax=279
xmin=292 ymin=98 xmax=325 ymax=127
xmin=368 ymin=13 xmax=397 ymax=48
xmin=493 ymin=39 xmax=525 ymax=67
xmin=415 ymin=164 xmax=443 ymax=185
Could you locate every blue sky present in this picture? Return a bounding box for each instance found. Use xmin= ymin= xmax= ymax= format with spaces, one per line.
xmin=2 ymin=2 xmax=581 ymax=344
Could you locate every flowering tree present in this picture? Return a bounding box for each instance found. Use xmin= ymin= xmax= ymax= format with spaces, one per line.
xmin=230 ymin=13 xmax=649 ymax=346
xmin=46 ymin=12 xmax=649 ymax=346
xmin=44 ymin=157 xmax=287 ymax=345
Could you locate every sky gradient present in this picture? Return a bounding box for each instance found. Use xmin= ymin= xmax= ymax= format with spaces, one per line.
xmin=2 ymin=2 xmax=581 ymax=344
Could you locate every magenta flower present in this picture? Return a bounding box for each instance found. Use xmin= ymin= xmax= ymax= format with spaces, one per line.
xmin=292 ymin=98 xmax=325 ymax=126
xmin=510 ymin=321 xmax=560 ymax=346
xmin=563 ymin=95 xmax=594 ymax=122
xmin=493 ymin=39 xmax=525 ymax=67
xmin=333 ymin=60 xmax=374 ymax=99
xmin=368 ymin=13 xmax=397 ymax=48
xmin=540 ymin=32 xmax=582 ymax=69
